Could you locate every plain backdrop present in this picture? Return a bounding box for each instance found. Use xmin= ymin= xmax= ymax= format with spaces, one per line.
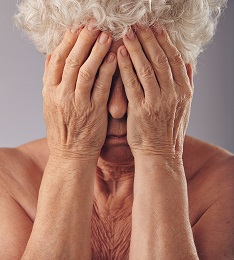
xmin=0 ymin=1 xmax=233 ymax=153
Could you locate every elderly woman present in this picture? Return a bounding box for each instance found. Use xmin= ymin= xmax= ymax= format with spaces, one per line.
xmin=0 ymin=0 xmax=233 ymax=259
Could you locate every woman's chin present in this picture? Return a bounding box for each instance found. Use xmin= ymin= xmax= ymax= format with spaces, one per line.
xmin=100 ymin=139 xmax=134 ymax=164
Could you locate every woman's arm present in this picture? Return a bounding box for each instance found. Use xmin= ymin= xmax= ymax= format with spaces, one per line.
xmin=0 ymin=148 xmax=96 ymax=259
xmin=22 ymin=157 xmax=96 ymax=259
xmin=22 ymin=22 xmax=117 ymax=259
xmin=131 ymin=156 xmax=198 ymax=259
xmin=117 ymin=25 xmax=199 ymax=258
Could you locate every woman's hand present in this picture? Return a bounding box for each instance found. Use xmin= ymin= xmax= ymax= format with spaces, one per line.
xmin=42 ymin=23 xmax=117 ymax=161
xmin=117 ymin=26 xmax=194 ymax=159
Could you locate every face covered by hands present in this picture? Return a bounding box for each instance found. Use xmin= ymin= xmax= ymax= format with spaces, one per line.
xmin=42 ymin=23 xmax=118 ymax=161
xmin=42 ymin=20 xmax=193 ymax=162
xmin=117 ymin=26 xmax=194 ymax=160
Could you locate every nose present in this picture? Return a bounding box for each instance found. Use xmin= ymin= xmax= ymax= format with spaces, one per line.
xmin=108 ymin=70 xmax=127 ymax=119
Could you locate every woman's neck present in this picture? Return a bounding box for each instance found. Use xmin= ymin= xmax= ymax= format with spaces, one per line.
xmin=93 ymin=157 xmax=135 ymax=217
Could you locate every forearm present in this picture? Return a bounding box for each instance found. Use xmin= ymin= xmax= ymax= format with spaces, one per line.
xmin=22 ymin=156 xmax=96 ymax=260
xmin=130 ymin=155 xmax=198 ymax=260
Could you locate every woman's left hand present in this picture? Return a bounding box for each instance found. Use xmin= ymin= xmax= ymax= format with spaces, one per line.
xmin=117 ymin=26 xmax=194 ymax=159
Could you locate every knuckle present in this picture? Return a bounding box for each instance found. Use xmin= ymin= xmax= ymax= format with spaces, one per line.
xmin=183 ymin=90 xmax=193 ymax=100
xmin=174 ymin=70 xmax=189 ymax=84
xmin=169 ymin=51 xmax=183 ymax=64
xmin=138 ymin=65 xmax=154 ymax=79
xmin=125 ymin=76 xmax=139 ymax=88
xmin=143 ymin=33 xmax=155 ymax=44
xmin=65 ymin=55 xmax=80 ymax=69
xmin=154 ymin=53 xmax=168 ymax=68
xmin=177 ymin=91 xmax=193 ymax=104
xmin=50 ymin=51 xmax=64 ymax=66
xmin=122 ymin=63 xmax=133 ymax=72
xmin=94 ymin=80 xmax=106 ymax=95
xmin=130 ymin=46 xmax=141 ymax=55
xmin=79 ymin=66 xmax=94 ymax=82
xmin=79 ymin=33 xmax=94 ymax=45
xmin=61 ymin=37 xmax=74 ymax=49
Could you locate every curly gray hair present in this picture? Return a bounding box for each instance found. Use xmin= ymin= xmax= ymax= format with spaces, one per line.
xmin=13 ymin=0 xmax=227 ymax=71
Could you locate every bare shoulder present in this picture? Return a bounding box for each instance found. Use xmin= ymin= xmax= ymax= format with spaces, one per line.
xmin=184 ymin=135 xmax=233 ymax=210
xmin=0 ymin=146 xmax=36 ymax=194
xmin=184 ymin=136 xmax=234 ymax=258
xmin=184 ymin=135 xmax=233 ymax=173
xmin=0 ymin=139 xmax=47 ymax=219
xmin=0 ymin=141 xmax=46 ymax=258
xmin=0 ymin=138 xmax=48 ymax=257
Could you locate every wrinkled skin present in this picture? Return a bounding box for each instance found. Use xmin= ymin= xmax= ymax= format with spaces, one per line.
xmin=0 ymin=20 xmax=233 ymax=259
xmin=117 ymin=27 xmax=193 ymax=158
xmin=43 ymin=26 xmax=116 ymax=160
xmin=43 ymin=23 xmax=193 ymax=161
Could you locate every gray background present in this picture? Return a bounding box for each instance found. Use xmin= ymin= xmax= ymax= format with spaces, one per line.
xmin=0 ymin=1 xmax=233 ymax=153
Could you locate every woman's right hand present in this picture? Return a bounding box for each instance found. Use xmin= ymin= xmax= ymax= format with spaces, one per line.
xmin=42 ymin=21 xmax=117 ymax=161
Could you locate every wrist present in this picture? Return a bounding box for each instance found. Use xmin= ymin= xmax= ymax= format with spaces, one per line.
xmin=46 ymin=154 xmax=97 ymax=177
xmin=134 ymin=153 xmax=185 ymax=182
xmin=49 ymin=148 xmax=99 ymax=164
xmin=134 ymin=152 xmax=183 ymax=166
xmin=132 ymin=144 xmax=183 ymax=162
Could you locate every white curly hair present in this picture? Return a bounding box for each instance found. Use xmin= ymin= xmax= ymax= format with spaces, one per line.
xmin=13 ymin=0 xmax=227 ymax=71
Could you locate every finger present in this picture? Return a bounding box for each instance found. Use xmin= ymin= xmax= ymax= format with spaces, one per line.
xmin=186 ymin=63 xmax=194 ymax=93
xmin=61 ymin=21 xmax=101 ymax=90
xmin=43 ymin=55 xmax=52 ymax=85
xmin=45 ymin=29 xmax=81 ymax=88
xmin=122 ymin=28 xmax=160 ymax=101
xmin=45 ymin=54 xmax=52 ymax=70
xmin=135 ymin=26 xmax=172 ymax=91
xmin=91 ymin=52 xmax=117 ymax=105
xmin=155 ymin=28 xmax=190 ymax=88
xmin=75 ymin=32 xmax=113 ymax=102
xmin=117 ymin=46 xmax=144 ymax=105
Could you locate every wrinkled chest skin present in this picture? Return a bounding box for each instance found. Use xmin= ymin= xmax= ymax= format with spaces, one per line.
xmin=91 ymin=205 xmax=132 ymax=259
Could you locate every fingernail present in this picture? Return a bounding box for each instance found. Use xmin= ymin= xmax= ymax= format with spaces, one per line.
xmin=126 ymin=28 xmax=136 ymax=40
xmin=99 ymin=32 xmax=109 ymax=44
xmin=120 ymin=47 xmax=128 ymax=58
xmin=106 ymin=53 xmax=115 ymax=63
xmin=88 ymin=19 xmax=97 ymax=31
